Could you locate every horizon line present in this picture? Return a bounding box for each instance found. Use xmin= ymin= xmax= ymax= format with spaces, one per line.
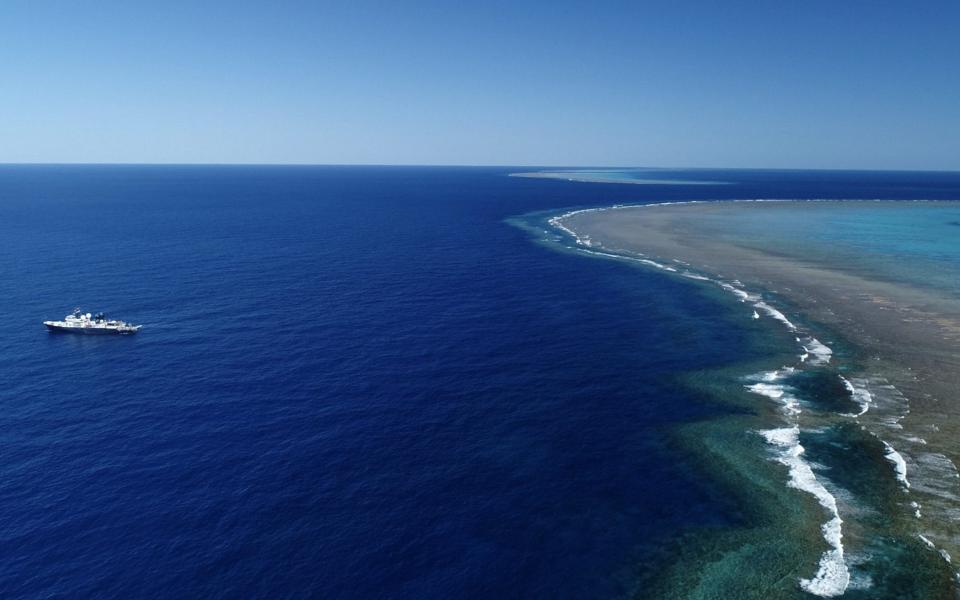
xmin=0 ymin=162 xmax=958 ymax=174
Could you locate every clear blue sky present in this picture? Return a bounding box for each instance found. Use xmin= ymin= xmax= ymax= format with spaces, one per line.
xmin=2 ymin=1 xmax=958 ymax=169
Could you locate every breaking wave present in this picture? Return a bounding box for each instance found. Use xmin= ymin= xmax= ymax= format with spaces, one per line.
xmin=548 ymin=203 xmax=960 ymax=594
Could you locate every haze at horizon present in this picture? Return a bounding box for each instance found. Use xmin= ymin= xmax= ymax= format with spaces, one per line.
xmin=2 ymin=1 xmax=958 ymax=170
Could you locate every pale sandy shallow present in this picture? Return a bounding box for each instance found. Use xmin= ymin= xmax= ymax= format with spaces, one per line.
xmin=558 ymin=200 xmax=960 ymax=571
xmin=509 ymin=171 xmax=730 ymax=185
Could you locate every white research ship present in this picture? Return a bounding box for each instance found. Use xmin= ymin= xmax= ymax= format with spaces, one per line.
xmin=44 ymin=308 xmax=141 ymax=335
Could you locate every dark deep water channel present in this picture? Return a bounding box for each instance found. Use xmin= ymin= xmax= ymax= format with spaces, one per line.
xmin=2 ymin=166 xmax=959 ymax=598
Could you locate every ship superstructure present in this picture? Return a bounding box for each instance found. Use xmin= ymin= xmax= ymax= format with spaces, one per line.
xmin=44 ymin=308 xmax=141 ymax=335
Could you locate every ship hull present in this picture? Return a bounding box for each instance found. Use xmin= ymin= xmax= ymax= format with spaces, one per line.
xmin=45 ymin=324 xmax=137 ymax=335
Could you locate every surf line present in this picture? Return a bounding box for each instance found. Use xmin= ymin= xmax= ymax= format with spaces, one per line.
xmin=739 ymin=361 xmax=849 ymax=596
xmin=708 ymin=276 xmax=850 ymax=594
xmin=547 ymin=202 xmax=960 ymax=590
xmin=713 ymin=280 xmax=849 ymax=596
xmin=549 ymin=212 xmax=851 ymax=596
xmin=563 ymin=237 xmax=950 ymax=592
xmin=555 ymin=255 xmax=851 ymax=595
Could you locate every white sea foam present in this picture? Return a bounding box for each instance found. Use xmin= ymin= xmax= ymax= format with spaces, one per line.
xmin=616 ymin=254 xmax=828 ymax=384
xmin=717 ymin=282 xmax=806 ymax=339
xmin=853 ymin=377 xmax=960 ymax=540
xmin=800 ymin=337 xmax=833 ymax=366
xmin=548 ymin=207 xmax=615 ymax=247
xmin=761 ymin=426 xmax=801 ymax=447
xmin=718 ymin=282 xmax=760 ymax=303
xmin=917 ymin=535 xmax=955 ymax=567
xmin=639 ymin=259 xmax=677 ymax=272
xmin=759 ymin=367 xmax=795 ymax=381
xmin=882 ymin=441 xmax=910 ymax=490
xmin=747 ymin=383 xmax=800 ymax=416
xmin=755 ymin=301 xmax=798 ymax=331
xmin=760 ymin=426 xmax=849 ymax=597
xmin=916 ymin=535 xmax=954 ymax=572
xmin=550 ymin=214 xmax=818 ymax=365
xmin=747 ymin=383 xmax=784 ymax=399
xmin=548 ymin=201 xmax=960 ymax=592
xmin=838 ymin=376 xmax=872 ymax=417
xmin=745 ymin=369 xmax=800 ymax=415
xmin=574 ymin=247 xmax=683 ymax=275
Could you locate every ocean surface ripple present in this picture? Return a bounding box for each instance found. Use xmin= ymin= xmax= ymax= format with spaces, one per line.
xmin=4 ymin=166 xmax=960 ymax=599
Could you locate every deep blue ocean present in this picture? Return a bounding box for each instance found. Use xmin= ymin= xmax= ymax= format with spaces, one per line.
xmin=2 ymin=166 xmax=959 ymax=599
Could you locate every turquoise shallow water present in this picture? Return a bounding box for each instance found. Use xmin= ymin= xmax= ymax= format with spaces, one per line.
xmin=520 ymin=206 xmax=958 ymax=598
xmin=515 ymin=168 xmax=731 ymax=186
xmin=529 ymin=170 xmax=960 ymax=598
xmin=700 ymin=201 xmax=960 ymax=296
